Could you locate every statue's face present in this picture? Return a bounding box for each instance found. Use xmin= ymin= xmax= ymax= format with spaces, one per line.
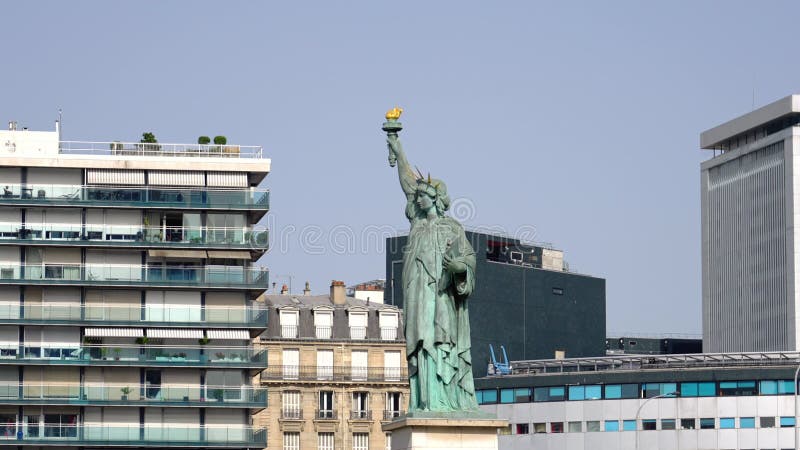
xmin=416 ymin=191 xmax=435 ymax=213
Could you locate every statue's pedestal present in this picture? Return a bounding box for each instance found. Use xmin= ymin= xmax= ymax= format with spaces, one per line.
xmin=382 ymin=412 xmax=508 ymax=450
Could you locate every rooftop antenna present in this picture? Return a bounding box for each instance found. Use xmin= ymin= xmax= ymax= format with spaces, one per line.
xmin=57 ymin=109 xmax=62 ymax=142
xmin=751 ymin=73 xmax=756 ymax=111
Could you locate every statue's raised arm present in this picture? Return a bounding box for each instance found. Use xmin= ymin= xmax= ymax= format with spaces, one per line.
xmin=383 ymin=107 xmax=417 ymax=198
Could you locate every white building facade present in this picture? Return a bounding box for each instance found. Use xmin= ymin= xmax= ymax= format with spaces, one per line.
xmin=701 ymin=95 xmax=800 ymax=352
xmin=0 ymin=123 xmax=270 ymax=448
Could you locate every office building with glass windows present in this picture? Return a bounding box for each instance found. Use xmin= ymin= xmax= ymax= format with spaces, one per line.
xmin=256 ymin=281 xmax=408 ymax=450
xmin=476 ymin=352 xmax=800 ymax=450
xmin=701 ymin=94 xmax=800 ymax=352
xmin=0 ymin=122 xmax=270 ymax=448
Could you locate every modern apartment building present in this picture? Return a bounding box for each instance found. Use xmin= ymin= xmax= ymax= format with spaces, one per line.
xmin=701 ymin=94 xmax=800 ymax=352
xmin=257 ymin=281 xmax=408 ymax=450
xmin=0 ymin=122 xmax=270 ymax=447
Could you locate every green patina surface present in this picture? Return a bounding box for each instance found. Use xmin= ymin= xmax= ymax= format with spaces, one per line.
xmin=383 ymin=116 xmax=479 ymax=413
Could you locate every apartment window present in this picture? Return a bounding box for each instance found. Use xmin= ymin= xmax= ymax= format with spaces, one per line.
xmin=279 ymin=310 xmax=299 ymax=338
xmin=351 ymin=350 xmax=368 ymax=381
xmin=314 ymin=310 xmax=333 ymax=339
xmin=567 ymin=421 xmax=582 ymax=433
xmin=282 ymin=349 xmax=299 ymax=380
xmin=316 ymin=349 xmax=333 ymax=380
xmin=642 ymin=419 xmax=656 ymax=431
xmin=643 ymin=383 xmax=677 ymax=398
xmin=568 ymin=385 xmax=601 ymax=400
xmin=761 ymin=416 xmax=776 ymax=428
xmin=719 ymin=418 xmax=735 ymax=429
xmin=586 ymin=421 xmax=600 ymax=432
xmin=622 ymin=420 xmax=636 ymax=431
xmin=780 ymin=416 xmax=795 ymax=427
xmin=719 ymin=380 xmax=756 ymax=396
xmin=282 ymin=391 xmax=301 ymax=419
xmin=379 ymin=311 xmax=399 ymax=340
xmin=283 ymin=432 xmax=300 ymax=450
xmin=0 ymin=414 xmax=15 ymax=437
xmin=740 ymin=417 xmax=755 ymax=428
xmin=680 ymin=382 xmax=716 ymax=397
xmin=384 ymin=350 xmax=402 ymax=381
xmin=352 ymin=391 xmax=369 ymax=419
xmin=604 ymin=420 xmax=619 ymax=432
xmin=349 ymin=311 xmax=368 ymax=339
xmin=318 ymin=432 xmax=334 ymax=450
xmin=680 ymin=418 xmax=696 ymax=430
xmin=515 ymin=423 xmax=529 ymax=434
xmin=318 ymin=391 xmax=334 ymax=419
xmin=386 ymin=392 xmax=402 ymax=419
xmin=661 ymin=419 xmax=676 ymax=430
xmin=44 ymin=414 xmax=77 ymax=438
xmin=760 ymin=380 xmax=795 ymax=395
xmin=353 ymin=432 xmax=369 ymax=450
xmin=533 ymin=422 xmax=545 ymax=433
xmin=605 ymin=384 xmax=638 ymax=399
xmin=550 ymin=422 xmax=563 ymax=433
xmin=699 ymin=418 xmax=715 ymax=429
xmin=476 ymin=389 xmax=498 ymax=404
xmin=533 ymin=386 xmax=565 ymax=402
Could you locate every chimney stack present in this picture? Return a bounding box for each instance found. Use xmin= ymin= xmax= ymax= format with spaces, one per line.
xmin=280 ymin=284 xmax=289 ymax=295
xmin=303 ymin=281 xmax=311 ymax=296
xmin=330 ymin=280 xmax=346 ymax=305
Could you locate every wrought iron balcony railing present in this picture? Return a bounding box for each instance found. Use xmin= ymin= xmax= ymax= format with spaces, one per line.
xmin=261 ymin=365 xmax=407 ymax=383
xmin=280 ymin=409 xmax=303 ymax=420
xmin=315 ymin=409 xmax=337 ymax=420
xmin=0 ymin=263 xmax=269 ymax=289
xmin=0 ymin=302 xmax=267 ymax=327
xmin=349 ymin=410 xmax=372 ymax=420
xmin=383 ymin=410 xmax=403 ymax=421
xmin=0 ymin=183 xmax=269 ymax=210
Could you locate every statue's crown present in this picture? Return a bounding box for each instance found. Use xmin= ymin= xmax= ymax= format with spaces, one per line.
xmin=385 ymin=106 xmax=403 ymax=121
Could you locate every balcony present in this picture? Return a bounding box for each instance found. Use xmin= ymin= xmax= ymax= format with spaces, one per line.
xmin=0 ymin=345 xmax=267 ymax=368
xmin=0 ymin=184 xmax=269 ymax=211
xmin=315 ymin=409 xmax=337 ymax=420
xmin=315 ymin=325 xmax=332 ymax=339
xmin=349 ymin=410 xmax=372 ymax=421
xmin=349 ymin=326 xmax=366 ymax=340
xmin=0 ymin=302 xmax=267 ymax=328
xmin=382 ymin=410 xmax=403 ymax=421
xmin=280 ymin=325 xmax=298 ymax=339
xmin=280 ymin=409 xmax=303 ymax=420
xmin=59 ymin=140 xmax=265 ymax=159
xmin=380 ymin=326 xmax=398 ymax=341
xmin=0 ymin=424 xmax=266 ymax=447
xmin=0 ymin=224 xmax=268 ymax=251
xmin=0 ymin=383 xmax=266 ymax=409
xmin=261 ymin=365 xmax=408 ymax=383
xmin=0 ymin=264 xmax=269 ymax=290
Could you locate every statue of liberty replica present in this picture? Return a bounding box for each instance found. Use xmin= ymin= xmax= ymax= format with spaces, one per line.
xmin=383 ymin=107 xmax=478 ymax=412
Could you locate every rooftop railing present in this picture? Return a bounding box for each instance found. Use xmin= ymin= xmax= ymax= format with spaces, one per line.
xmin=0 ymin=184 xmax=270 ymax=210
xmin=0 ymin=382 xmax=266 ymax=407
xmin=504 ymin=351 xmax=800 ymax=376
xmin=0 ymin=302 xmax=267 ymax=327
xmin=0 ymin=263 xmax=269 ymax=289
xmin=0 ymin=344 xmax=267 ymax=368
xmin=0 ymin=223 xmax=268 ymax=250
xmin=59 ymin=140 xmax=264 ymax=159
xmin=260 ymin=365 xmax=407 ymax=383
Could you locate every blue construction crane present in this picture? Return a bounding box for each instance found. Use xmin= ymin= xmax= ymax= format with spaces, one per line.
xmin=487 ymin=344 xmax=511 ymax=376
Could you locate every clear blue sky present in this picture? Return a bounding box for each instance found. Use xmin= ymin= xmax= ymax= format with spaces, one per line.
xmin=3 ymin=1 xmax=799 ymax=335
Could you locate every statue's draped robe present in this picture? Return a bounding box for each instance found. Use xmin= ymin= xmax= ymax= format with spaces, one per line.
xmin=403 ymin=215 xmax=478 ymax=411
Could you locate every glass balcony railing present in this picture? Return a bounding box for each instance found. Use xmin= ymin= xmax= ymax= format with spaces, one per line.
xmin=0 ymin=345 xmax=266 ymax=368
xmin=5 ymin=424 xmax=266 ymax=447
xmin=0 ymin=184 xmax=269 ymax=210
xmin=0 ymin=223 xmax=268 ymax=249
xmin=59 ymin=140 xmax=264 ymax=159
xmin=0 ymin=302 xmax=267 ymax=327
xmin=0 ymin=383 xmax=266 ymax=407
xmin=0 ymin=264 xmax=269 ymax=289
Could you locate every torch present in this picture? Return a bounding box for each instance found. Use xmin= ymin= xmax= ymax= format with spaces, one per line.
xmin=382 ymin=107 xmax=403 ymax=167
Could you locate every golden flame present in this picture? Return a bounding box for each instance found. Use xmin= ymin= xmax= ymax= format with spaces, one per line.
xmin=385 ymin=107 xmax=403 ymax=120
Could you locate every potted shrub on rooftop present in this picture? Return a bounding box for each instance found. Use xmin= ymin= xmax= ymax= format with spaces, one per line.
xmin=139 ymin=132 xmax=160 ymax=153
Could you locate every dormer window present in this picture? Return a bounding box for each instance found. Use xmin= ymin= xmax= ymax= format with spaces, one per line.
xmin=349 ymin=310 xmax=368 ymax=340
xmin=314 ymin=309 xmax=333 ymax=339
xmin=379 ymin=311 xmax=399 ymax=340
xmin=279 ymin=309 xmax=299 ymax=339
